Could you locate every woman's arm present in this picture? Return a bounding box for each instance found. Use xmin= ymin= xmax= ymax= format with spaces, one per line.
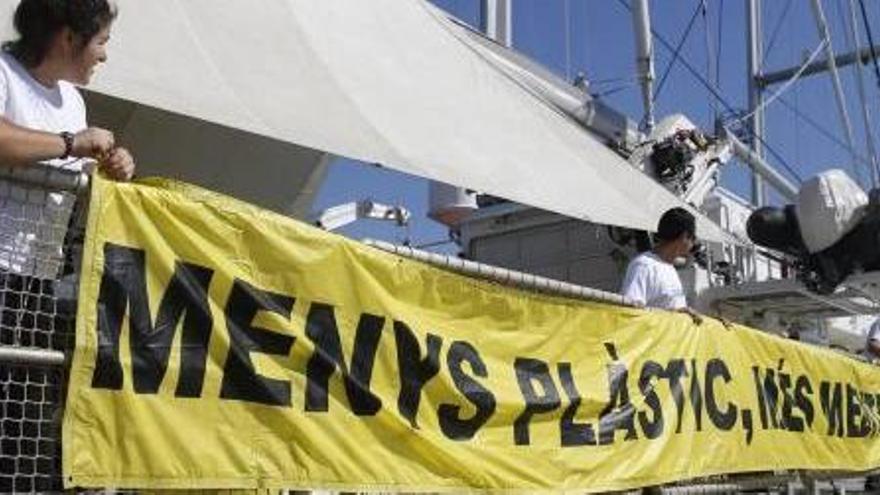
xmin=0 ymin=117 xmax=115 ymax=164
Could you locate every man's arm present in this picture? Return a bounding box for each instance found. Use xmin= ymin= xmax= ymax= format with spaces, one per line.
xmin=0 ymin=118 xmax=115 ymax=165
xmin=676 ymin=306 xmax=703 ymax=325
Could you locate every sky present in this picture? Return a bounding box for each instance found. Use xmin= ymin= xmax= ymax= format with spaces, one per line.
xmin=311 ymin=0 xmax=880 ymax=253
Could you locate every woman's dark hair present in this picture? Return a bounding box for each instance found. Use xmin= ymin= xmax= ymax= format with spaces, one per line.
xmin=656 ymin=207 xmax=696 ymax=242
xmin=3 ymin=0 xmax=116 ymax=67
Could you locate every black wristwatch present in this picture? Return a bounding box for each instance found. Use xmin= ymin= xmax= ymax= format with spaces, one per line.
xmin=59 ymin=131 xmax=74 ymax=159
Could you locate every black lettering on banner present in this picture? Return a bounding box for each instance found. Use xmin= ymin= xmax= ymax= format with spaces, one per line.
xmin=665 ymin=359 xmax=688 ymax=434
xmin=704 ymin=359 xmax=737 ymax=431
xmin=753 ymin=367 xmax=780 ymax=430
xmin=820 ymin=381 xmax=844 ymax=437
xmin=688 ymin=359 xmax=704 ymax=432
xmin=304 ymin=304 xmax=384 ymax=415
xmin=794 ymin=376 xmax=815 ymax=431
xmin=91 ymin=243 xmax=213 ymax=397
xmin=864 ymin=393 xmax=878 ymax=437
xmin=778 ymin=372 xmax=803 ymax=432
xmin=846 ymin=384 xmax=864 ymax=438
xmin=859 ymin=391 xmax=874 ymax=438
xmin=558 ymin=362 xmax=597 ymax=446
xmin=220 ymin=279 xmax=295 ymax=406
xmin=598 ymin=361 xmax=637 ymax=444
xmin=394 ymin=321 xmax=442 ymax=428
xmin=438 ymin=341 xmax=496 ymax=440
xmin=637 ymin=361 xmax=665 ymax=440
xmin=513 ymin=358 xmax=561 ymax=446
xmin=871 ymin=394 xmax=880 ymax=437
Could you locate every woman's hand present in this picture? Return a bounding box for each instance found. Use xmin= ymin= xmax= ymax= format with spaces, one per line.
xmin=101 ymin=146 xmax=136 ymax=181
xmin=72 ymin=127 xmax=115 ymax=158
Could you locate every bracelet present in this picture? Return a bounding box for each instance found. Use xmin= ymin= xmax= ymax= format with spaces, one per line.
xmin=59 ymin=131 xmax=74 ymax=159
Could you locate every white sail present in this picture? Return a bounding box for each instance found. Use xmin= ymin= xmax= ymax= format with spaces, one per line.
xmin=2 ymin=0 xmax=730 ymax=241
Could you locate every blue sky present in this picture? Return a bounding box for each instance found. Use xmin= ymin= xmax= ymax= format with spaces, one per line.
xmin=312 ymin=0 xmax=880 ymax=252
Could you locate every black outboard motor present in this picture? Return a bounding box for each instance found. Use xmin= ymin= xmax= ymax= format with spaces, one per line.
xmin=746 ymin=205 xmax=807 ymax=258
xmin=746 ymin=189 xmax=880 ymax=294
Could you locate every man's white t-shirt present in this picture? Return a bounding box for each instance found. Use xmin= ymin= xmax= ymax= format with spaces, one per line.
xmin=620 ymin=251 xmax=687 ymax=309
xmin=0 ymin=51 xmax=88 ymax=279
xmin=867 ymin=318 xmax=880 ymax=354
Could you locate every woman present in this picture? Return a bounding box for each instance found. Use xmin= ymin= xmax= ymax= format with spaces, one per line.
xmin=0 ymin=0 xmax=134 ymax=176
xmin=0 ymin=0 xmax=136 ymax=348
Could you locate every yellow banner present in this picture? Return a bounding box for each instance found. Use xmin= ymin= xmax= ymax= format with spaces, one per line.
xmin=64 ymin=175 xmax=880 ymax=492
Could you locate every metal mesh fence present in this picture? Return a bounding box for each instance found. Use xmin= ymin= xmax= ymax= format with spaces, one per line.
xmin=0 ymin=364 xmax=63 ymax=493
xmin=0 ymin=164 xmax=85 ymax=494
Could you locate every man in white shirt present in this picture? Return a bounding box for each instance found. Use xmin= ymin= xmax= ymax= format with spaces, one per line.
xmin=866 ymin=318 xmax=880 ymax=361
xmin=621 ymin=207 xmax=702 ymax=323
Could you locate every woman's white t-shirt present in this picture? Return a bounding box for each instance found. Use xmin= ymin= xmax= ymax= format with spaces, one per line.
xmin=0 ymin=51 xmax=88 ymax=279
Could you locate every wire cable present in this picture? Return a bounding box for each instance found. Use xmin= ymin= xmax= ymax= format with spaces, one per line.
xmin=715 ymin=0 xmax=724 ymax=89
xmin=735 ymin=39 xmax=827 ymax=126
xmin=842 ymin=0 xmax=880 ymax=186
xmin=858 ymin=0 xmax=880 ymax=90
xmin=563 ymin=0 xmax=572 ymax=80
xmin=701 ymin=0 xmax=718 ymax=120
xmin=653 ymin=1 xmax=702 ymax=103
xmin=762 ymin=0 xmax=794 ymax=65
xmin=615 ymin=0 xmax=803 ymax=183
xmin=778 ymin=96 xmax=874 ymax=170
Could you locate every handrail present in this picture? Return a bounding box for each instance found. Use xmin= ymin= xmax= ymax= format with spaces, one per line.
xmin=0 ymin=162 xmax=90 ymax=193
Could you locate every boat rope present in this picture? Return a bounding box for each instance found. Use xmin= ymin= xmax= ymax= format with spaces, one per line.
xmin=615 ymin=0 xmax=803 ymax=183
xmin=761 ymin=0 xmax=794 ymax=66
xmin=857 ymin=0 xmax=880 ymax=91
xmin=653 ymin=0 xmax=702 ymax=103
xmin=715 ymin=0 xmax=725 ymax=94
xmin=778 ymin=96 xmax=875 ymax=171
xmin=701 ymin=0 xmax=718 ymax=121
xmin=841 ymin=0 xmax=880 ymax=187
xmin=811 ymin=0 xmax=863 ymax=187
xmin=563 ymin=0 xmax=572 ymax=81
xmin=733 ymin=40 xmax=827 ymax=127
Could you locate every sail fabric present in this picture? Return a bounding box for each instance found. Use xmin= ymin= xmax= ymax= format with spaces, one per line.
xmin=70 ymin=0 xmax=729 ymax=241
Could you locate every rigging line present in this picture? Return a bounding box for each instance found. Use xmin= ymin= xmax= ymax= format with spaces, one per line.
xmin=653 ymin=0 xmax=703 ymax=103
xmin=592 ymin=82 xmax=639 ymax=98
xmin=700 ymin=0 xmax=718 ymax=120
xmin=858 ymin=0 xmax=880 ymax=90
xmin=715 ymin=0 xmax=724 ymax=90
xmin=811 ymin=0 xmax=863 ymax=187
xmin=615 ymin=0 xmax=803 ymax=183
xmin=734 ymin=39 xmax=828 ymax=126
xmin=760 ymin=135 xmax=804 ymax=183
xmin=777 ymin=96 xmax=875 ymax=169
xmin=761 ymin=0 xmax=794 ymax=65
xmin=844 ymin=0 xmax=880 ymax=187
xmin=590 ymin=75 xmax=640 ymax=85
xmin=563 ymin=0 xmax=572 ymax=81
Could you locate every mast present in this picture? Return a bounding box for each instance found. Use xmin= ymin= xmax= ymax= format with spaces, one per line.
xmin=632 ymin=0 xmax=656 ymax=133
xmin=480 ymin=0 xmax=512 ymax=46
xmin=746 ymin=0 xmax=765 ymax=206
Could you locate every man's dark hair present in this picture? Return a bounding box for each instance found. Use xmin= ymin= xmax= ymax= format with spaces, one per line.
xmin=656 ymin=207 xmax=696 ymax=242
xmin=3 ymin=0 xmax=117 ymax=68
